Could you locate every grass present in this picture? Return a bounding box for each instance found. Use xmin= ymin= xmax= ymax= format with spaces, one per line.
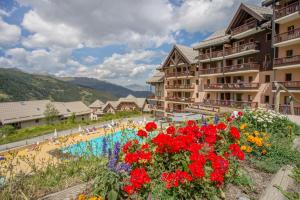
xmin=0 ymin=110 xmax=143 ymax=145
xmin=0 ymin=156 xmax=106 ymax=200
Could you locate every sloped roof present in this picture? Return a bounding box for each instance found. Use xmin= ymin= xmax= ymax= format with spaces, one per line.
xmin=89 ymin=99 xmax=105 ymax=108
xmin=0 ymin=100 xmax=90 ymax=124
xmin=162 ymin=44 xmax=198 ymax=68
xmin=175 ymin=44 xmax=198 ymax=64
xmin=262 ymin=0 xmax=276 ymax=7
xmin=146 ymin=71 xmax=164 ymax=84
xmin=193 ymin=29 xmax=230 ymax=49
xmin=225 ymin=3 xmax=272 ymax=34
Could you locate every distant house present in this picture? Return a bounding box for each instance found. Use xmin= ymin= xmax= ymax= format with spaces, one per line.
xmin=89 ymin=99 xmax=105 ymax=120
xmin=90 ymin=95 xmax=150 ymax=120
xmin=0 ymin=100 xmax=91 ymax=129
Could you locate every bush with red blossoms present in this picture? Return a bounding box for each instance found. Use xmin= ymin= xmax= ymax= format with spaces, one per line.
xmin=120 ymin=120 xmax=245 ymax=199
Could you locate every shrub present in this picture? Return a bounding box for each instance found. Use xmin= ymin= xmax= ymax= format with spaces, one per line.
xmin=0 ymin=125 xmax=16 ymax=137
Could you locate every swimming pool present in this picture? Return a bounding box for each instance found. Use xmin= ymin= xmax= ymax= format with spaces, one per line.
xmin=61 ymin=129 xmax=139 ymax=156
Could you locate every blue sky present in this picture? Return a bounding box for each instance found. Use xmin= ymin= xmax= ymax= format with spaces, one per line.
xmin=0 ymin=0 xmax=260 ymax=86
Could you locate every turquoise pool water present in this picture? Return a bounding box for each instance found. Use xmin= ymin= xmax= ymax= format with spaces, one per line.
xmin=62 ymin=129 xmax=139 ymax=156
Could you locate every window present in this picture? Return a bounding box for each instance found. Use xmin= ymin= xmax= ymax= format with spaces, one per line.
xmin=207 ymin=79 xmax=210 ymax=84
xmin=237 ymin=58 xmax=243 ymax=65
xmin=196 ymin=80 xmax=199 ymax=85
xmin=249 ymin=38 xmax=254 ymax=43
xmin=236 ymin=94 xmax=242 ymax=101
xmin=265 ymin=75 xmax=270 ymax=83
xmin=248 ymin=57 xmax=254 ymax=63
xmin=35 ymin=119 xmax=39 ymax=123
xmin=286 ymin=50 xmax=293 ymax=57
xmin=266 ymin=33 xmax=272 ymax=41
xmin=206 ymin=93 xmax=210 ymax=99
xmin=284 ymin=96 xmax=291 ymax=105
xmin=249 ymin=76 xmax=253 ymax=82
xmin=248 ymin=95 xmax=253 ymax=101
xmin=285 ymin=73 xmax=292 ymax=81
xmin=288 ymin=25 xmax=294 ymax=34
xmin=196 ymin=93 xmax=199 ymax=98
xmin=264 ymin=95 xmax=270 ymax=103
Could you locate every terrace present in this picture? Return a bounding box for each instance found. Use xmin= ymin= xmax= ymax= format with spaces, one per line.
xmin=198 ymin=50 xmax=224 ymax=62
xmin=274 ymin=28 xmax=300 ymax=47
xmin=199 ymin=67 xmax=223 ymax=76
xmin=274 ymin=1 xmax=300 ymax=23
xmin=147 ymin=95 xmax=164 ymax=101
xmin=272 ymin=81 xmax=300 ymax=91
xmin=224 ymin=42 xmax=260 ymax=59
xmin=165 ymin=71 xmax=195 ymax=78
xmin=165 ymin=84 xmax=195 ymax=90
xmin=165 ymin=96 xmax=195 ymax=103
xmin=231 ymin=20 xmax=261 ymax=39
xmin=274 ymin=55 xmax=300 ymax=68
xmin=223 ymin=63 xmax=260 ymax=74
xmin=203 ymin=99 xmax=258 ymax=108
xmin=204 ymin=82 xmax=260 ymax=91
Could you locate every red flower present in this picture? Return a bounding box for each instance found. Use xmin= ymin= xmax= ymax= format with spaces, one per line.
xmin=216 ymin=122 xmax=226 ymax=130
xmin=189 ymin=162 xmax=205 ymax=178
xmin=238 ymin=111 xmax=243 ymax=116
xmin=187 ymin=120 xmax=196 ymax=127
xmin=227 ymin=117 xmax=232 ymax=123
xmin=137 ymin=129 xmax=148 ymax=138
xmin=130 ymin=168 xmax=151 ymax=189
xmin=124 ymin=150 xmax=152 ymax=164
xmin=145 ymin=122 xmax=157 ymax=132
xmin=230 ymin=127 xmax=240 ymax=140
xmin=123 ymin=185 xmax=135 ymax=195
xmin=228 ymin=144 xmax=245 ymax=160
xmin=161 ymin=170 xmax=192 ymax=188
xmin=141 ymin=143 xmax=149 ymax=149
xmin=123 ymin=141 xmax=133 ymax=153
xmin=166 ymin=126 xmax=176 ymax=135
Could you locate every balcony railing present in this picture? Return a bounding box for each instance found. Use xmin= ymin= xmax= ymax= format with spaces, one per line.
xmin=165 ymin=97 xmax=195 ymax=103
xmin=165 ymin=71 xmax=195 ymax=78
xmin=271 ymin=105 xmax=300 ymax=116
xmin=199 ymin=67 xmax=222 ymax=75
xmin=224 ymin=42 xmax=259 ymax=56
xmin=147 ymin=95 xmax=164 ymax=100
xmin=275 ymin=1 xmax=300 ymax=20
xmin=274 ymin=55 xmax=300 ymax=67
xmin=199 ymin=50 xmax=223 ymax=60
xmin=203 ymin=99 xmax=258 ymax=108
xmin=149 ymin=105 xmax=164 ymax=110
xmin=223 ymin=63 xmax=260 ymax=73
xmin=272 ymin=81 xmax=300 ymax=90
xmin=204 ymin=82 xmax=260 ymax=90
xmin=274 ymin=28 xmax=300 ymax=43
xmin=232 ymin=20 xmax=257 ymax=35
xmin=165 ymin=84 xmax=195 ymax=89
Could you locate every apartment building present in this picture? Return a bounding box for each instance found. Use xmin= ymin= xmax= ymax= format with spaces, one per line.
xmin=159 ymin=44 xmax=198 ymax=113
xmin=263 ymin=0 xmax=300 ymax=114
xmin=194 ymin=3 xmax=274 ymax=109
xmin=146 ymin=71 xmax=165 ymax=118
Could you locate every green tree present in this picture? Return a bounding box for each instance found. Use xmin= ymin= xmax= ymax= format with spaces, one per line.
xmin=68 ymin=112 xmax=76 ymax=124
xmin=0 ymin=125 xmax=16 ymax=137
xmin=44 ymin=103 xmax=59 ymax=124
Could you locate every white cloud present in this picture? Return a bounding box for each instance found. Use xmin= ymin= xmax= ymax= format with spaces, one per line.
xmin=18 ymin=0 xmax=175 ymax=49
xmin=175 ymin=0 xmax=261 ymax=33
xmin=83 ymin=56 xmax=97 ymax=64
xmin=0 ymin=17 xmax=21 ymax=46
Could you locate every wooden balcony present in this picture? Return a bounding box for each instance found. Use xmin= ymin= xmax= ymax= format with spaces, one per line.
xmin=199 ymin=50 xmax=223 ymax=60
xmin=149 ymin=104 xmax=164 ymax=110
xmin=223 ymin=63 xmax=260 ymax=73
xmin=231 ymin=20 xmax=257 ymax=35
xmin=274 ymin=28 xmax=300 ymax=44
xmin=275 ymin=1 xmax=300 ymax=20
xmin=274 ymin=55 xmax=300 ymax=67
xmin=204 ymin=82 xmax=260 ymax=90
xmin=203 ymin=99 xmax=258 ymax=108
xmin=224 ymin=42 xmax=259 ymax=56
xmin=165 ymin=97 xmax=195 ymax=103
xmin=165 ymin=71 xmax=195 ymax=78
xmin=147 ymin=95 xmax=164 ymax=101
xmin=199 ymin=67 xmax=222 ymax=75
xmin=165 ymin=84 xmax=195 ymax=90
xmin=272 ymin=81 xmax=300 ymax=90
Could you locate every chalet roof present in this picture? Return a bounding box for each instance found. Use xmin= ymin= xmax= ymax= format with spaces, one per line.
xmin=225 ymin=3 xmax=272 ymax=34
xmin=193 ymin=29 xmax=230 ymax=49
xmin=146 ymin=71 xmax=164 ymax=84
xmin=89 ymin=99 xmax=105 ymax=108
xmin=103 ymin=95 xmax=147 ymax=111
xmin=161 ymin=44 xmax=198 ymax=68
xmin=0 ymin=100 xmax=90 ymax=124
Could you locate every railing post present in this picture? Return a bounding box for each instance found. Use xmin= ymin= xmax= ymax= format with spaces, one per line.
xmin=290 ymin=100 xmax=295 ymax=115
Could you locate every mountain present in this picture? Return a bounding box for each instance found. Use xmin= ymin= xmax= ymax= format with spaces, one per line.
xmin=0 ymin=68 xmax=117 ymax=104
xmin=62 ymin=77 xmax=152 ymax=98
xmin=126 ymin=84 xmax=149 ymax=91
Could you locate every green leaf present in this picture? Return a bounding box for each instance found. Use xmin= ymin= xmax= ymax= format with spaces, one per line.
xmin=107 ymin=190 xmax=118 ymax=200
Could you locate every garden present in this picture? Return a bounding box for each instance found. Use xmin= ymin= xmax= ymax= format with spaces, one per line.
xmin=0 ymin=108 xmax=299 ymax=199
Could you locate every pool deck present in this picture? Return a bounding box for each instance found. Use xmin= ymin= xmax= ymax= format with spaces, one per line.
xmin=0 ymin=120 xmax=146 ymax=175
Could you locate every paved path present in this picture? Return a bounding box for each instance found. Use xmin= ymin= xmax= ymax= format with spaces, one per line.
xmin=0 ymin=116 xmax=151 ymax=152
xmin=287 ymin=115 xmax=300 ymax=126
